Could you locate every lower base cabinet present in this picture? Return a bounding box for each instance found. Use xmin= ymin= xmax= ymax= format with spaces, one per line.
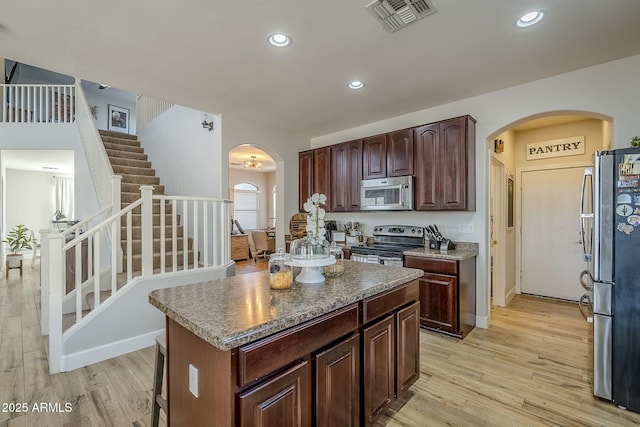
xmin=167 ymin=281 xmax=419 ymax=426
xmin=363 ymin=301 xmax=420 ymax=426
xmin=238 ymin=360 xmax=311 ymax=427
xmin=315 ymin=334 xmax=360 ymax=426
xmin=404 ymin=256 xmax=476 ymax=338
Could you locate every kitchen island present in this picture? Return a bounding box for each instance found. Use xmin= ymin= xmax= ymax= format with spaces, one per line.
xmin=149 ymin=260 xmax=423 ymax=427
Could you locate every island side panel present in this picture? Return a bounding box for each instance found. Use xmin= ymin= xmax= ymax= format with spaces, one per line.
xmin=168 ymin=318 xmax=237 ymax=426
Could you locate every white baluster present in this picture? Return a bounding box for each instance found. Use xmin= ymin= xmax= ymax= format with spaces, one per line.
xmin=48 ymin=233 xmax=64 ymax=374
xmin=140 ymin=185 xmax=154 ymax=277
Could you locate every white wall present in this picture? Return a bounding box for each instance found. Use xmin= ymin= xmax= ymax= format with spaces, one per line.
xmin=310 ymin=54 xmax=640 ymax=327
xmin=0 ymin=126 xmax=100 ymax=224
xmin=81 ymin=83 xmax=137 ymax=135
xmin=4 ymin=169 xmax=55 ymax=253
xmin=139 ymin=105 xmax=223 ymax=198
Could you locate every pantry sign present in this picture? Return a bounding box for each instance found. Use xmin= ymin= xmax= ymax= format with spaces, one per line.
xmin=526 ymin=136 xmax=585 ymax=161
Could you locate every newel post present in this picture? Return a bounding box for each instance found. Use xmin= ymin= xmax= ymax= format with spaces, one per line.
xmin=111 ymin=175 xmax=123 ymax=273
xmin=140 ymin=185 xmax=154 ymax=277
xmin=40 ymin=229 xmax=51 ymax=336
xmin=48 ymin=232 xmax=64 ymax=374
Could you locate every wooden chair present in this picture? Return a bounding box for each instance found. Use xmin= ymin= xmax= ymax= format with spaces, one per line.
xmin=251 ymin=230 xmax=275 ymax=261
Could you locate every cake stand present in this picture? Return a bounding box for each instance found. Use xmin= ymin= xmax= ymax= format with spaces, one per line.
xmin=285 ymin=257 xmax=336 ymax=283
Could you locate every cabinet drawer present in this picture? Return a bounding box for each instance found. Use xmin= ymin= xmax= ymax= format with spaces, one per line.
xmin=238 ymin=304 xmax=359 ymax=387
xmin=404 ymin=256 xmax=457 ymax=275
xmin=362 ymin=280 xmax=418 ymax=325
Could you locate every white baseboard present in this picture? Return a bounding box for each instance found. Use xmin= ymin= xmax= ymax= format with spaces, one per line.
xmin=61 ymin=328 xmax=164 ymax=372
xmin=476 ymin=314 xmax=490 ymax=329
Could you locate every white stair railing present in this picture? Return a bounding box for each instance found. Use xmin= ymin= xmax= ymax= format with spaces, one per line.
xmin=75 ymin=79 xmax=117 ymax=209
xmin=47 ymin=185 xmax=232 ymax=373
xmin=1 ymin=84 xmax=76 ymax=123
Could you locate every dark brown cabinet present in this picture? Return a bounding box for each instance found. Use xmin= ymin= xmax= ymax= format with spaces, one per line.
xmin=396 ymin=301 xmax=420 ymax=396
xmin=363 ymin=130 xmax=414 ymax=180
xmin=362 ymin=134 xmax=387 ymax=179
xmin=298 ymin=150 xmax=314 ymax=212
xmin=414 ymin=115 xmax=476 ymax=211
xmin=315 ymin=333 xmax=360 ymax=427
xmin=404 ymin=256 xmax=476 ymax=339
xmin=313 ymin=147 xmax=331 ymax=203
xmin=387 ymin=128 xmax=414 ymax=177
xmin=298 ymin=147 xmax=331 ymax=211
xmin=331 ymin=140 xmax=362 ymax=212
xmin=363 ymin=314 xmax=395 ymax=425
xmin=362 ymin=287 xmax=420 ymax=426
xmin=238 ymin=360 xmax=311 ymax=427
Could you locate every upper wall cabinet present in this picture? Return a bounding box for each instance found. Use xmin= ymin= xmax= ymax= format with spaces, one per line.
xmin=386 ymin=128 xmax=414 ymax=177
xmin=298 ymin=147 xmax=331 ymax=212
xmin=414 ymin=116 xmax=476 ymax=211
xmin=299 ymin=150 xmax=314 ymax=212
xmin=363 ymin=130 xmax=414 ymax=180
xmin=362 ymin=135 xmax=387 ymax=180
xmin=331 ymin=140 xmax=362 ymax=212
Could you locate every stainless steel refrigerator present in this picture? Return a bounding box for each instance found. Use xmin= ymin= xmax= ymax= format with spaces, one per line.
xmin=580 ymin=147 xmax=640 ymax=411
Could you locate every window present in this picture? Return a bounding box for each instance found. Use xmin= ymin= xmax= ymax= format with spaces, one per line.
xmin=271 ymin=185 xmax=277 ymax=228
xmin=233 ymin=183 xmax=259 ymax=230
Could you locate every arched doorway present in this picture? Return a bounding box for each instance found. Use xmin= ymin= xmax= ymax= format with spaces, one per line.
xmin=487 ymin=111 xmax=613 ymax=308
xmin=228 ymin=144 xmax=285 ymax=251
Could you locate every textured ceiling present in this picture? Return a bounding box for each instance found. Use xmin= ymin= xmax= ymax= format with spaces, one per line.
xmin=2 ymin=0 xmax=640 ymax=139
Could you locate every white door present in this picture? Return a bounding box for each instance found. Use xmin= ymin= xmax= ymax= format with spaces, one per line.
xmin=521 ymin=167 xmax=585 ymax=301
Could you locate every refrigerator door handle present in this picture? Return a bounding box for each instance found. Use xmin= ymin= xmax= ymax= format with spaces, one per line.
xmin=578 ymin=293 xmax=593 ymax=323
xmin=580 ymin=269 xmax=594 ymax=292
xmin=580 ymin=167 xmax=593 ymax=262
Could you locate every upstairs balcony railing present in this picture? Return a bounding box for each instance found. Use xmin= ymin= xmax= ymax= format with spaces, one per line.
xmin=1 ymin=84 xmax=76 ymax=123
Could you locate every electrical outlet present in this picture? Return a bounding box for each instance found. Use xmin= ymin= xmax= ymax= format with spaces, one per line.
xmin=189 ymin=364 xmax=199 ymax=398
xmin=459 ymin=224 xmax=474 ymax=234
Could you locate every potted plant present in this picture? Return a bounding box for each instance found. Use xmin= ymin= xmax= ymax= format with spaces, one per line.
xmin=630 ymin=136 xmax=640 ymax=147
xmin=3 ymin=224 xmax=33 ymax=268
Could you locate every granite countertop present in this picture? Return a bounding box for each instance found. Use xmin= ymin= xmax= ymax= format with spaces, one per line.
xmin=149 ymin=260 xmax=423 ymax=351
xmin=403 ymin=242 xmax=479 ymax=261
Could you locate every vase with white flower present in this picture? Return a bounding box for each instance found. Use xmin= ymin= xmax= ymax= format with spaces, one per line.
xmin=287 ymin=193 xmax=336 ymax=283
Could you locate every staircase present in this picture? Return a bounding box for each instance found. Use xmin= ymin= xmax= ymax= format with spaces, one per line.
xmin=98 ymin=130 xmax=195 ymax=272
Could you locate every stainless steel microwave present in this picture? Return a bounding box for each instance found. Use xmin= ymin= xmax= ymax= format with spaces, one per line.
xmin=360 ymin=176 xmax=413 ymax=211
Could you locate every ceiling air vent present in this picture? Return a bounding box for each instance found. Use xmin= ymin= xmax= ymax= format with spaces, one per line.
xmin=366 ymin=0 xmax=437 ymax=33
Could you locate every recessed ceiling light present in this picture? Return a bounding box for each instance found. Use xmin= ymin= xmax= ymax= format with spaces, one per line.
xmin=348 ymin=81 xmax=365 ymax=90
xmin=517 ymin=11 xmax=543 ymax=28
xmin=268 ymin=33 xmax=291 ymax=47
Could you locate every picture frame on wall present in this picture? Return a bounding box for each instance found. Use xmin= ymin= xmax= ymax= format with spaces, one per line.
xmin=108 ymin=104 xmax=129 ymax=133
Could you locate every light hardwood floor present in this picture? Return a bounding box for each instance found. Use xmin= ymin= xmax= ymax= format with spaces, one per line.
xmin=2 ymin=261 xmax=639 ymax=426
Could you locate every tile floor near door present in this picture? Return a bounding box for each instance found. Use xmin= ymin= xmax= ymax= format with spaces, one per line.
xmin=2 ymin=260 xmax=640 ymax=426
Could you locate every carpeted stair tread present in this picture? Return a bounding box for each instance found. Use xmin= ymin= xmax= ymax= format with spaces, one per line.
xmin=100 ymin=136 xmax=141 ymax=147
xmin=112 ymin=165 xmax=157 ymax=176
xmin=99 ymin=130 xmax=138 ymax=140
xmin=107 ymin=156 xmax=152 ymax=169
xmin=124 ymin=250 xmax=196 ymax=272
xmin=121 ymin=182 xmax=165 ymax=194
xmin=105 ymin=149 xmax=148 ymax=162
xmin=121 ymin=225 xmax=185 ymax=240
xmin=122 ymin=237 xmax=191 ymax=254
xmin=118 ymin=175 xmax=161 ymax=186
xmin=124 ymin=201 xmax=173 ymax=214
xmin=120 ymin=213 xmax=181 ymax=227
xmin=103 ymin=142 xmax=145 ymax=154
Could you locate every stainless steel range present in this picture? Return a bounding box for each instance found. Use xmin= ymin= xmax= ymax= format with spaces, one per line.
xmin=350 ymin=225 xmax=424 ymax=266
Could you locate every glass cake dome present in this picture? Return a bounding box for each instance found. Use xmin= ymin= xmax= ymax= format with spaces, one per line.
xmin=289 ymin=236 xmax=331 ymax=260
